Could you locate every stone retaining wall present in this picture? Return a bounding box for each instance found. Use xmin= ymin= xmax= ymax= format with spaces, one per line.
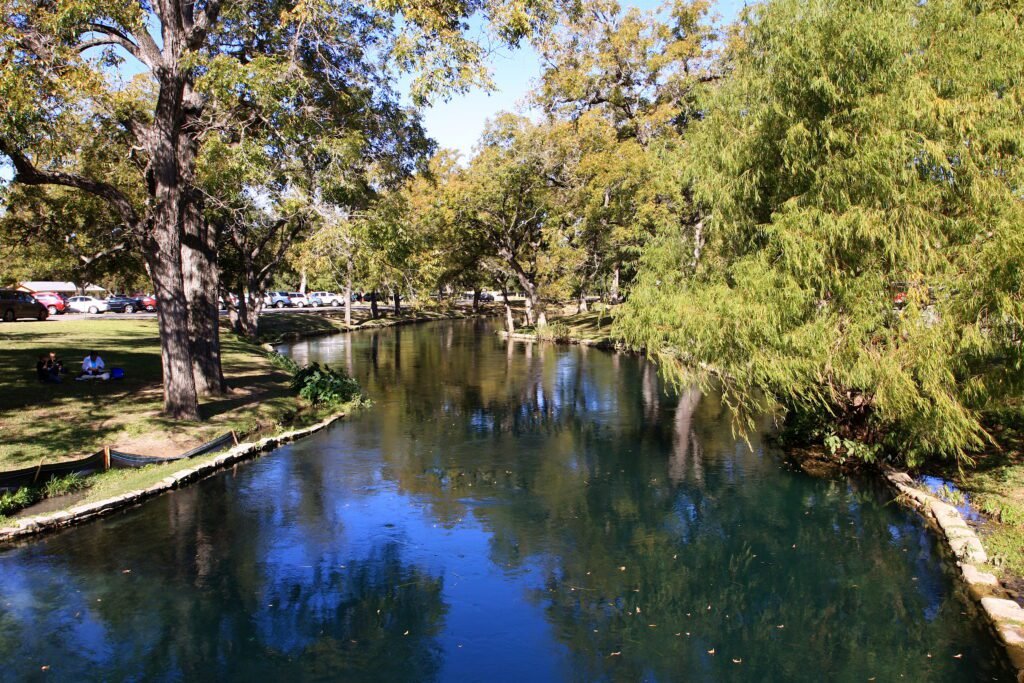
xmin=0 ymin=412 xmax=346 ymax=545
xmin=885 ymin=469 xmax=1024 ymax=681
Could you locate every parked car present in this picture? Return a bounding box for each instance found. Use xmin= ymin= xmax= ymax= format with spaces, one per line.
xmin=289 ymin=292 xmax=310 ymax=308
xmin=479 ymin=292 xmax=496 ymax=302
xmin=106 ymin=294 xmax=145 ymax=313
xmin=32 ymin=291 xmax=67 ymax=315
xmin=131 ymin=293 xmax=158 ymax=311
xmin=308 ymin=291 xmax=343 ymax=307
xmin=67 ymin=295 xmax=109 ymax=314
xmin=0 ymin=290 xmax=48 ymax=322
xmin=263 ymin=291 xmax=293 ymax=308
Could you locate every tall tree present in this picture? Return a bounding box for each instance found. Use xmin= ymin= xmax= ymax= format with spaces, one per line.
xmin=618 ymin=0 xmax=1024 ymax=464
xmin=0 ymin=0 xmax=557 ymax=418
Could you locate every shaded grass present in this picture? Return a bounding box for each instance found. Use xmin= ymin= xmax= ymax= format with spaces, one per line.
xmin=0 ymin=318 xmax=326 ymax=470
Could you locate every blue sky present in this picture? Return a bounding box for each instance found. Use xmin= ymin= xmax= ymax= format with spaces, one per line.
xmin=420 ymin=0 xmax=750 ymax=158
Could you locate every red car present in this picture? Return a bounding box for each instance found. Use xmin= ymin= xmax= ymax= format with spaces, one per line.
xmin=132 ymin=293 xmax=158 ymax=311
xmin=32 ymin=292 xmax=67 ymax=315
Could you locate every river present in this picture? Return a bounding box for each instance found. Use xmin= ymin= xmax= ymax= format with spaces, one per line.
xmin=0 ymin=319 xmax=1014 ymax=681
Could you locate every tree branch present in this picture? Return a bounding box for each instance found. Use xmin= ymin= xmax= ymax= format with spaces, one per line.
xmin=0 ymin=139 xmax=141 ymax=229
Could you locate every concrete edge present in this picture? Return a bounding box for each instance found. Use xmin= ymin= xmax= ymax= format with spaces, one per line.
xmin=0 ymin=411 xmax=347 ymax=545
xmin=883 ymin=468 xmax=1024 ymax=680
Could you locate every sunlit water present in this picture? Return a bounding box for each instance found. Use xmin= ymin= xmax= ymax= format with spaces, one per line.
xmin=0 ymin=319 xmax=1014 ymax=681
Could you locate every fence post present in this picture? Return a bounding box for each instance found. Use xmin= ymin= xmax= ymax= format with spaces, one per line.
xmin=231 ymin=430 xmax=239 ymax=446
xmin=103 ymin=446 xmax=111 ymax=472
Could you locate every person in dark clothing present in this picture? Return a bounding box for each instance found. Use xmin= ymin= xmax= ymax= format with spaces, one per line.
xmin=36 ymin=353 xmax=62 ymax=383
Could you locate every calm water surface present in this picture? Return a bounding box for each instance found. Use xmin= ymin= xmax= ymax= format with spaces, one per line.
xmin=0 ymin=320 xmax=1014 ymax=681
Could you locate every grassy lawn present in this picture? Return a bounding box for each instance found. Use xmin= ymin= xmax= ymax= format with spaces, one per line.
xmin=0 ymin=318 xmax=325 ymax=471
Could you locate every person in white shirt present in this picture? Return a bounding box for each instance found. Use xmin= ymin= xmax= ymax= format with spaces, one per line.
xmin=79 ymin=351 xmax=109 ymax=380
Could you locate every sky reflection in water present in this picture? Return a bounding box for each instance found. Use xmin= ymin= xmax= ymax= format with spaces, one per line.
xmin=0 ymin=320 xmax=1014 ymax=682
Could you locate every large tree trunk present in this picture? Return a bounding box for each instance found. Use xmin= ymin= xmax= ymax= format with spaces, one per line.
xmin=472 ymin=287 xmax=480 ymax=312
xmin=144 ymin=81 xmax=201 ymax=420
xmin=501 ymin=286 xmax=515 ymax=334
xmin=181 ymin=187 xmax=225 ymax=396
xmin=577 ymin=290 xmax=589 ymax=314
xmin=370 ymin=291 xmax=379 ymax=319
xmin=145 ymin=210 xmax=200 ymax=420
xmin=610 ymin=262 xmax=621 ymax=304
xmin=510 ymin=265 xmax=542 ymax=327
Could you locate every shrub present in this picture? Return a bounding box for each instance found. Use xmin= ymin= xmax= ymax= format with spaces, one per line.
xmin=536 ymin=321 xmax=570 ymax=342
xmin=268 ymin=351 xmax=300 ymax=373
xmin=291 ymin=363 xmax=363 ymax=406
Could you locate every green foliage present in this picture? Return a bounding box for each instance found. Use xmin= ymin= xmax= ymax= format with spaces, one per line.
xmin=0 ymin=473 xmax=91 ymax=517
xmin=535 ymin=320 xmax=570 ymax=342
xmin=618 ymin=0 xmax=1024 ymax=465
xmin=268 ymin=351 xmax=300 ymax=374
xmin=291 ymin=363 xmax=364 ymax=407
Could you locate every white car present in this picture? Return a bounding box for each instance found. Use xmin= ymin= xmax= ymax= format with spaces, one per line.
xmin=289 ymin=292 xmax=310 ymax=307
xmin=308 ymin=291 xmax=343 ymax=307
xmin=67 ymin=296 xmax=109 ymax=314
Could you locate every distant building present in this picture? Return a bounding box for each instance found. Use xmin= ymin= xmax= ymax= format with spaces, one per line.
xmin=13 ymin=281 xmax=106 ymax=295
xmin=15 ymin=281 xmax=78 ymax=294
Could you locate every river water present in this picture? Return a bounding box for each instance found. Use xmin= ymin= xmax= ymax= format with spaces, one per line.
xmin=0 ymin=319 xmax=1014 ymax=681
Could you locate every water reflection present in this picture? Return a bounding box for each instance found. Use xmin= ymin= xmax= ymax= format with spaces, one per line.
xmin=0 ymin=320 xmax=1014 ymax=681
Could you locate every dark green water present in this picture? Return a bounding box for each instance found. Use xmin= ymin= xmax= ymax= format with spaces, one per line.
xmin=0 ymin=319 xmax=1014 ymax=681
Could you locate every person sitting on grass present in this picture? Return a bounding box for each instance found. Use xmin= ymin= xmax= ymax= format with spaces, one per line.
xmin=47 ymin=351 xmax=65 ymax=375
xmin=36 ymin=354 xmax=62 ymax=383
xmin=78 ymin=351 xmax=110 ymax=380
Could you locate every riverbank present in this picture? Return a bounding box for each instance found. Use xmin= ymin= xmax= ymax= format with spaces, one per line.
xmin=0 ymin=409 xmax=353 ymax=543
xmin=0 ymin=319 xmax=334 ymax=473
xmin=257 ymin=305 xmax=495 ymax=345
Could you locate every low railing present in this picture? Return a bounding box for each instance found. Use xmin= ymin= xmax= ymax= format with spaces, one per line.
xmin=0 ymin=432 xmax=239 ymax=490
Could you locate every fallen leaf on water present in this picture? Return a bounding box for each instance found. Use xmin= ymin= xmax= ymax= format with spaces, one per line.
xmin=732 ymin=659 xmax=742 ymax=664
xmin=609 ymin=652 xmax=622 ymax=657
xmin=619 ymin=566 xmax=626 ymax=571
xmin=776 ymin=625 xmax=785 ymax=629
xmin=40 ymin=666 xmax=49 ymax=672
xmin=648 ymin=624 xmax=657 ymax=627
xmin=635 ymin=607 xmax=641 ymax=614
xmin=707 ymin=649 xmax=715 ymax=655
xmin=403 ymin=631 xmax=410 ymax=636
xmin=121 ymin=569 xmax=131 ymax=574
xmin=953 ymin=654 xmax=962 ymax=659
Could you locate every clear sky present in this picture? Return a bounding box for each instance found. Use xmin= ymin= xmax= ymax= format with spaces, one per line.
xmin=420 ymin=0 xmax=751 ymax=158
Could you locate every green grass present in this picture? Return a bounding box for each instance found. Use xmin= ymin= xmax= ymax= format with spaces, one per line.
xmin=0 ymin=318 xmax=330 ymax=470
xmin=948 ymin=414 xmax=1024 ymax=583
xmin=514 ymin=306 xmax=619 ymax=345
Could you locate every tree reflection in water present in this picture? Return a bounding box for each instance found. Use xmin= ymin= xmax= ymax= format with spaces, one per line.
xmin=0 ymin=320 xmax=1014 ymax=681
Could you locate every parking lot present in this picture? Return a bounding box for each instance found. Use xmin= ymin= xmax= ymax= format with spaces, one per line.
xmin=39 ymin=303 xmax=376 ymax=322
